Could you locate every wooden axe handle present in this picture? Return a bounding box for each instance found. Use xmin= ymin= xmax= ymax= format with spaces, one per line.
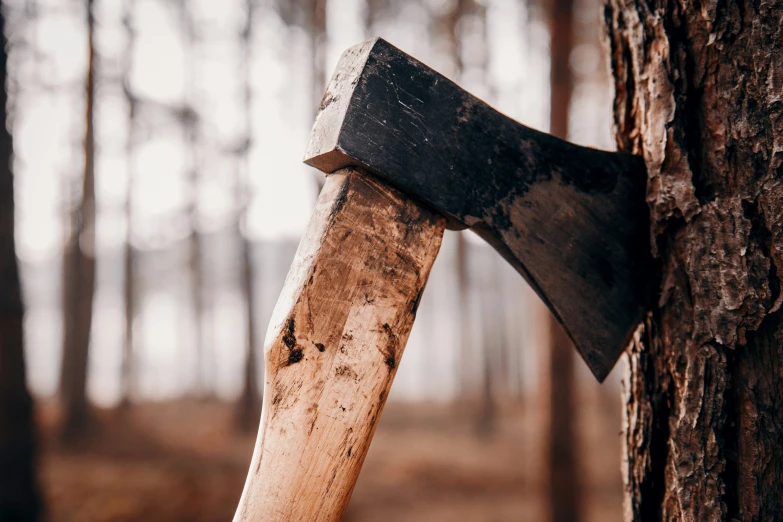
xmin=233 ymin=167 xmax=445 ymax=521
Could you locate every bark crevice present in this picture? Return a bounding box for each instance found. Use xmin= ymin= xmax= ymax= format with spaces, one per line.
xmin=606 ymin=0 xmax=783 ymax=517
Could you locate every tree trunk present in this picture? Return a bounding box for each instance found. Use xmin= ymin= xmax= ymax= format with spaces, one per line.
xmin=309 ymin=0 xmax=327 ymax=111
xmin=120 ymin=0 xmax=137 ymax=408
xmin=310 ymin=0 xmax=327 ymax=194
xmin=476 ymin=258 xmax=499 ymax=437
xmin=236 ymin=230 xmax=260 ymax=430
xmin=60 ymin=0 xmax=97 ymax=443
xmin=364 ymin=0 xmax=380 ymax=38
xmin=455 ymin=232 xmax=472 ymax=398
xmin=545 ymin=0 xmax=580 ymax=518
xmin=546 ymin=322 xmax=579 ymax=522
xmin=235 ymin=0 xmax=261 ymax=432
xmin=180 ymin=3 xmax=207 ymax=396
xmin=435 ymin=0 xmax=470 ymax=398
xmin=0 ymin=8 xmax=43 ymax=519
xmin=438 ymin=0 xmax=478 ymax=401
xmin=604 ymin=0 xmax=783 ymax=518
xmin=188 ymin=153 xmax=205 ymax=396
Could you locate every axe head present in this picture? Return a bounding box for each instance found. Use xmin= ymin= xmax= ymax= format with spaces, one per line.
xmin=304 ymin=38 xmax=655 ymax=381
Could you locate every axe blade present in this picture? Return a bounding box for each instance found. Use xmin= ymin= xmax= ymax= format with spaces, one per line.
xmin=304 ymin=38 xmax=655 ymax=381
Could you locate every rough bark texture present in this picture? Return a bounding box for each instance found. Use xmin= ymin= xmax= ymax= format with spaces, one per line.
xmin=604 ymin=0 xmax=783 ymax=518
xmin=233 ymin=168 xmax=445 ymax=521
xmin=0 ymin=6 xmax=43 ymax=518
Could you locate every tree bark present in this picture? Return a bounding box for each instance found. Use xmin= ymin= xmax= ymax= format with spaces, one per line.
xmin=546 ymin=0 xmax=581 ymax=518
xmin=0 ymin=8 xmax=43 ymax=519
xmin=604 ymin=0 xmax=783 ymax=518
xmin=60 ymin=0 xmax=97 ymax=443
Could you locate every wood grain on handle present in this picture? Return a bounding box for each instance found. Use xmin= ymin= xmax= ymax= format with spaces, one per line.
xmin=233 ymin=168 xmax=445 ymax=521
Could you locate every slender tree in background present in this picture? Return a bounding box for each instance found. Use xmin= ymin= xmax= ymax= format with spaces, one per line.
xmin=455 ymin=232 xmax=472 ymax=398
xmin=308 ymin=0 xmax=326 ymax=110
xmin=235 ymin=0 xmax=261 ymax=432
xmin=120 ymin=0 xmax=137 ymax=408
xmin=544 ymin=0 xmax=580 ymax=518
xmin=59 ymin=0 xmax=97 ymax=443
xmin=476 ymin=259 xmax=502 ymax=437
xmin=439 ymin=0 xmax=497 ymax=430
xmin=309 ymin=0 xmax=327 ymax=193
xmin=436 ymin=0 xmax=472 ymax=402
xmin=605 ymin=0 xmax=783 ymax=518
xmin=466 ymin=0 xmax=499 ymax=434
xmin=0 ymin=8 xmax=43 ymax=519
xmin=364 ymin=0 xmax=392 ymax=38
xmin=178 ymin=0 xmax=207 ymax=395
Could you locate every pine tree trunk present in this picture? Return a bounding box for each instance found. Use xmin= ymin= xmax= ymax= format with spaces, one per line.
xmin=0 ymin=8 xmax=42 ymax=518
xmin=120 ymin=0 xmax=137 ymax=408
xmin=236 ymin=231 xmax=260 ymax=430
xmin=60 ymin=0 xmax=97 ymax=442
xmin=455 ymin=233 xmax=472 ymax=397
xmin=236 ymin=0 xmax=261 ymax=432
xmin=546 ymin=0 xmax=580 ymax=517
xmin=310 ymin=0 xmax=327 ymax=194
xmin=309 ymin=0 xmax=327 ymax=110
xmin=439 ymin=0 xmax=473 ymax=401
xmin=604 ymin=0 xmax=783 ymax=518
xmin=180 ymin=3 xmax=207 ymax=396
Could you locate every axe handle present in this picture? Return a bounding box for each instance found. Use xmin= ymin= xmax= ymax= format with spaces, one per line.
xmin=233 ymin=168 xmax=445 ymax=521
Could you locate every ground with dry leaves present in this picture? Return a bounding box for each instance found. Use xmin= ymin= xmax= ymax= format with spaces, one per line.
xmin=36 ymin=395 xmax=621 ymax=521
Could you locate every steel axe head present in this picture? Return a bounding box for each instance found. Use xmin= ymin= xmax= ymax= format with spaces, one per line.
xmin=304 ymin=38 xmax=655 ymax=381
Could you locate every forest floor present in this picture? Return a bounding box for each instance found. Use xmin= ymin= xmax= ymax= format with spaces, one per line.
xmin=36 ymin=395 xmax=621 ymax=521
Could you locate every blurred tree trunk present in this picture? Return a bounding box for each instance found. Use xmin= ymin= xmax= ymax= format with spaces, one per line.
xmin=438 ymin=0 xmax=500 ymax=430
xmin=444 ymin=3 xmax=472 ymax=402
xmin=605 ymin=0 xmax=783 ymax=519
xmin=180 ymin=2 xmax=207 ymax=396
xmin=455 ymin=232 xmax=472 ymax=398
xmin=120 ymin=0 xmax=137 ymax=408
xmin=364 ymin=0 xmax=379 ymax=38
xmin=235 ymin=0 xmax=260 ymax=432
xmin=0 ymin=8 xmax=43 ymax=519
xmin=544 ymin=0 xmax=580 ymax=518
xmin=438 ymin=0 xmax=470 ymax=401
xmin=440 ymin=0 xmax=498 ymax=425
xmin=476 ymin=260 xmax=501 ymax=437
xmin=59 ymin=0 xmax=97 ymax=443
xmin=309 ymin=0 xmax=326 ymax=110
xmin=187 ymin=125 xmax=205 ymax=396
xmin=309 ymin=0 xmax=327 ymax=194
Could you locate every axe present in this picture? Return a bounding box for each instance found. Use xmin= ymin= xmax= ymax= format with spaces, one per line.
xmin=233 ymin=38 xmax=653 ymax=521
